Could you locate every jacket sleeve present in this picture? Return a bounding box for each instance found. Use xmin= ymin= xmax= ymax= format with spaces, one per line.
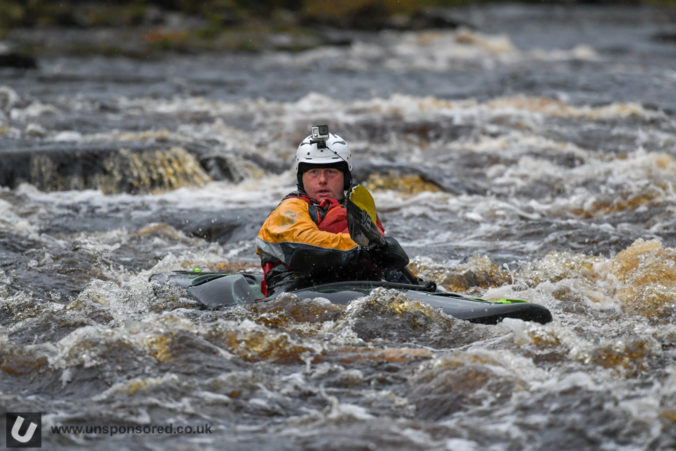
xmin=256 ymin=198 xmax=362 ymax=272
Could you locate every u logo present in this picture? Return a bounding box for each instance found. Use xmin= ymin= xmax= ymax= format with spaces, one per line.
xmin=6 ymin=412 xmax=42 ymax=448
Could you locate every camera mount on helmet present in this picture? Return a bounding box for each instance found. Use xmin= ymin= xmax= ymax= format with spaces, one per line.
xmin=310 ymin=124 xmax=330 ymax=149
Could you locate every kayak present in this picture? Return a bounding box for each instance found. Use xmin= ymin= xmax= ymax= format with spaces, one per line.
xmin=152 ymin=271 xmax=553 ymax=325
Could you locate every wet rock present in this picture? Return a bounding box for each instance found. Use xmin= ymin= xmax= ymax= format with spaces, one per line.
xmin=199 ymin=154 xmax=254 ymax=183
xmin=352 ymin=160 xmax=473 ymax=195
xmin=364 ymin=172 xmax=442 ymax=195
xmin=653 ymin=31 xmax=676 ymax=43
xmin=0 ymin=52 xmax=38 ymax=69
xmin=302 ymin=5 xmax=471 ymax=32
xmin=183 ymin=142 xmax=285 ymax=182
xmin=0 ymin=143 xmax=209 ymax=193
xmin=404 ymin=8 xmax=476 ymax=31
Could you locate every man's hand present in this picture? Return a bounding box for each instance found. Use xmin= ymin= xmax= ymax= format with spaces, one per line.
xmin=362 ymin=236 xmax=409 ymax=270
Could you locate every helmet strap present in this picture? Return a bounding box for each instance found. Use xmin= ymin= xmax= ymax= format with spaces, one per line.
xmin=343 ymin=172 xmax=352 ymax=190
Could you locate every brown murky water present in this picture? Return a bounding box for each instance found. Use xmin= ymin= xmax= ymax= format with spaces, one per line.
xmin=1 ymin=5 xmax=675 ymax=450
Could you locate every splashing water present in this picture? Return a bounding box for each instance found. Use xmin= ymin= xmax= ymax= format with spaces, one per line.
xmin=1 ymin=4 xmax=675 ymax=450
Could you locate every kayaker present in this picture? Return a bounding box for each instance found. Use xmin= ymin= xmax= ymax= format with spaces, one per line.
xmin=256 ymin=125 xmax=409 ymax=296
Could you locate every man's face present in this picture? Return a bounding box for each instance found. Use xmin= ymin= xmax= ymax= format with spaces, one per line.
xmin=302 ymin=167 xmax=344 ymax=201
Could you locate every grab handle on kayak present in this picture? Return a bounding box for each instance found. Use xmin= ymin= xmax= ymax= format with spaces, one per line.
xmin=188 ymin=274 xmax=256 ymax=308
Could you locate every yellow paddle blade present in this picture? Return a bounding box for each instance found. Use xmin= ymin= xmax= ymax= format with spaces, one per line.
xmin=348 ymin=184 xmax=378 ymax=227
xmin=346 ymin=184 xmax=384 ymax=247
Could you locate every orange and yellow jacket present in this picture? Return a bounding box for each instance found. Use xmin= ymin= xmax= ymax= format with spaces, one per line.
xmin=256 ymin=192 xmax=385 ymax=295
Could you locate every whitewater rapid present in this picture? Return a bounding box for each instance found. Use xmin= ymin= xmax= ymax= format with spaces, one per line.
xmin=1 ymin=4 xmax=675 ymax=450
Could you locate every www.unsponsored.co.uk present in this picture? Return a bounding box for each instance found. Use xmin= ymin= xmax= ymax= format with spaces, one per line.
xmin=50 ymin=423 xmax=214 ymax=436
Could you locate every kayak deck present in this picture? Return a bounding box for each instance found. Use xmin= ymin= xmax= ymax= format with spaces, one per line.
xmin=152 ymin=271 xmax=552 ymax=325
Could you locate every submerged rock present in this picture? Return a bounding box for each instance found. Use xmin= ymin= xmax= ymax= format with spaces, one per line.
xmin=0 ymin=143 xmax=209 ymax=193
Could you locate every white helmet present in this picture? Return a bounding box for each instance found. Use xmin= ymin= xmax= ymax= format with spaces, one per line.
xmin=295 ymin=132 xmax=352 ymax=172
xmin=295 ymin=127 xmax=352 ymax=191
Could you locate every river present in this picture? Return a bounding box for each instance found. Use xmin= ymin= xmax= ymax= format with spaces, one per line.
xmin=0 ymin=4 xmax=674 ymax=450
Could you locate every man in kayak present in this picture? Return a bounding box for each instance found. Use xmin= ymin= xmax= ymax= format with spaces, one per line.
xmin=256 ymin=125 xmax=410 ymax=296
